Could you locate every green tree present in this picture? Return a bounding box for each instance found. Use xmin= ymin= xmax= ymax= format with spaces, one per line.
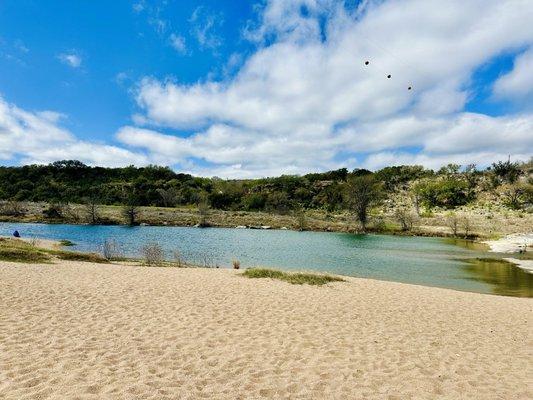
xmin=344 ymin=174 xmax=383 ymax=230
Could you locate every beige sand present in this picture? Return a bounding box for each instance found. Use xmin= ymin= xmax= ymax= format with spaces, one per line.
xmin=0 ymin=261 xmax=531 ymax=400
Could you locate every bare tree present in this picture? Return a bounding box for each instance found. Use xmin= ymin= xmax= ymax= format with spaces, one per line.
xmin=294 ymin=207 xmax=307 ymax=231
xmin=446 ymin=212 xmax=459 ymax=237
xmin=83 ymin=195 xmax=101 ymax=224
xmin=395 ymin=207 xmax=416 ymax=231
xmin=101 ymin=238 xmax=123 ymax=260
xmin=411 ymin=193 xmax=421 ymax=216
xmin=344 ymin=175 xmax=383 ymax=231
xmin=197 ymin=198 xmax=210 ymax=227
xmin=122 ymin=204 xmax=139 ymax=226
xmin=461 ymin=216 xmax=472 ymax=238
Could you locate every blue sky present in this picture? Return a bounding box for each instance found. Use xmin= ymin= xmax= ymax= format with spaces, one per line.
xmin=0 ymin=0 xmax=532 ymax=177
xmin=0 ymin=0 xmax=256 ymax=141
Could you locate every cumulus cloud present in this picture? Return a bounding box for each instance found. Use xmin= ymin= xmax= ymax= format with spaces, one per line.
xmin=57 ymin=52 xmax=82 ymax=68
xmin=0 ymin=96 xmax=146 ymax=167
xmin=123 ymin=0 xmax=533 ymax=176
xmin=493 ymin=47 xmax=533 ymax=101
xmin=4 ymin=0 xmax=533 ymax=177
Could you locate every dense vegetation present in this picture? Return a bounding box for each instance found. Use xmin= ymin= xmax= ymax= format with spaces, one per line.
xmin=0 ymin=159 xmax=531 ymax=213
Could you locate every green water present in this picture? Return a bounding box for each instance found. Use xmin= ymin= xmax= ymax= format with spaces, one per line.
xmin=0 ymin=222 xmax=531 ymax=297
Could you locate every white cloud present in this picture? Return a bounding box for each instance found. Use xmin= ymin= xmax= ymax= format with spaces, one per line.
xmin=169 ymin=34 xmax=187 ymax=54
xmin=189 ymin=7 xmax=224 ymax=50
xmin=126 ymin=0 xmax=533 ymax=176
xmin=0 ymin=96 xmax=147 ymax=167
xmin=3 ymin=0 xmax=533 ymax=177
xmin=362 ymin=150 xmax=532 ymax=171
xmin=57 ymin=52 xmax=82 ymax=68
xmin=493 ymin=47 xmax=533 ymax=101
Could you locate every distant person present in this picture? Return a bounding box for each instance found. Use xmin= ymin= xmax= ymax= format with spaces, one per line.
xmin=13 ymin=230 xmax=20 ymax=238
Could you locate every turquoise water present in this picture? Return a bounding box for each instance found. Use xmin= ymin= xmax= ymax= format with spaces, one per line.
xmin=1 ymin=222 xmax=531 ymax=297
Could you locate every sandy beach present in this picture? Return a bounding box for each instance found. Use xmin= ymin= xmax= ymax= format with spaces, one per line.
xmin=0 ymin=261 xmax=531 ymax=399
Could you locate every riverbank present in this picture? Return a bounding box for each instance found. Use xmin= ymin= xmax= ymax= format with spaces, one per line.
xmin=0 ymin=259 xmax=530 ymax=399
xmin=483 ymin=233 xmax=533 ymax=274
xmin=1 ymin=201 xmax=532 ymax=239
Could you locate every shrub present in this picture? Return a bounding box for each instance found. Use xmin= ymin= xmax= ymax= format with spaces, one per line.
xmin=173 ymin=250 xmax=184 ymax=267
xmin=413 ymin=178 xmax=472 ymax=209
xmin=43 ymin=202 xmax=65 ymax=219
xmin=395 ymin=208 xmax=416 ymax=231
xmin=0 ymin=200 xmax=25 ymax=216
xmin=491 ymin=159 xmax=522 ymax=184
xmin=197 ymin=199 xmax=210 ymax=227
xmin=461 ymin=216 xmax=472 ymax=238
xmin=446 ymin=212 xmax=459 ymax=237
xmin=242 ymin=268 xmax=344 ymax=286
xmin=502 ymin=184 xmax=533 ymax=210
xmin=141 ymin=243 xmax=164 ymax=266
xmin=242 ymin=193 xmax=267 ymax=211
xmin=101 ymin=238 xmax=123 ymax=260
xmin=294 ymin=208 xmax=307 ymax=231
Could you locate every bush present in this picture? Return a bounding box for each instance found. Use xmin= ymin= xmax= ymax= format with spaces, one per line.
xmin=0 ymin=200 xmax=25 ymax=216
xmin=43 ymin=202 xmax=65 ymax=219
xmin=141 ymin=243 xmax=164 ymax=266
xmin=101 ymin=238 xmax=123 ymax=260
xmin=502 ymin=184 xmax=533 ymax=210
xmin=173 ymin=250 xmax=184 ymax=267
xmin=394 ymin=208 xmax=417 ymax=231
xmin=491 ymin=159 xmax=522 ymax=184
xmin=242 ymin=193 xmax=267 ymax=211
xmin=413 ymin=178 xmax=472 ymax=209
xmin=446 ymin=212 xmax=459 ymax=236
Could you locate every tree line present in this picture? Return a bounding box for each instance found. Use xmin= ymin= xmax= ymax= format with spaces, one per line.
xmin=0 ymin=158 xmax=531 ymax=228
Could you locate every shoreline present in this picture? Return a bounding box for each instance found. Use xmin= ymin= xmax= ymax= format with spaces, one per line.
xmin=483 ymin=233 xmax=533 ymax=274
xmin=0 ymin=260 xmax=530 ymax=399
xmin=2 ymin=201 xmax=532 ymax=240
xmin=0 ymin=215 xmax=486 ymax=240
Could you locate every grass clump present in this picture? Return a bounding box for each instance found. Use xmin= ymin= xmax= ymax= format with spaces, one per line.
xmin=0 ymin=238 xmax=51 ymax=263
xmin=242 ymin=268 xmax=344 ymax=286
xmin=59 ymin=239 xmax=75 ymax=246
xmin=49 ymin=250 xmax=110 ymax=263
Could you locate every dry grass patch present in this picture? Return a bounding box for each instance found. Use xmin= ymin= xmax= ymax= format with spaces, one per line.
xmin=48 ymin=249 xmax=110 ymax=263
xmin=242 ymin=268 xmax=344 ymax=286
xmin=0 ymin=238 xmax=108 ymax=264
xmin=0 ymin=238 xmax=51 ymax=263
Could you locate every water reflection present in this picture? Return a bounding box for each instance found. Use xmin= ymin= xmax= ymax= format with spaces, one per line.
xmin=462 ymin=258 xmax=533 ymax=297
